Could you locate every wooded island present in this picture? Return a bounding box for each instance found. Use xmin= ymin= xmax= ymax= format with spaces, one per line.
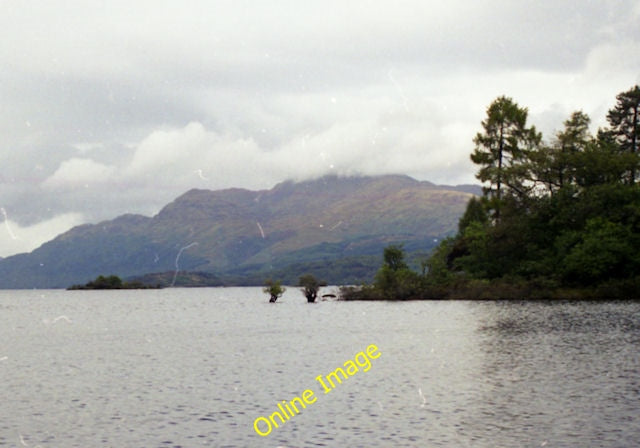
xmin=343 ymin=86 xmax=640 ymax=300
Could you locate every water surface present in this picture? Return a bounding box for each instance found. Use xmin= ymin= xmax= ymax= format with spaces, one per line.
xmin=1 ymin=288 xmax=638 ymax=447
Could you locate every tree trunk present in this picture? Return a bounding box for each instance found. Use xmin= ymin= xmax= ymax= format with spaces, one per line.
xmin=632 ymin=106 xmax=638 ymax=184
xmin=496 ymin=123 xmax=504 ymax=221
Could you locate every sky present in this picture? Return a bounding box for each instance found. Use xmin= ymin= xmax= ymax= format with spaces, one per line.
xmin=1 ymin=0 xmax=640 ymax=257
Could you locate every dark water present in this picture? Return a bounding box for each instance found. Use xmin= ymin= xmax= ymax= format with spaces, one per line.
xmin=1 ymin=288 xmax=639 ymax=447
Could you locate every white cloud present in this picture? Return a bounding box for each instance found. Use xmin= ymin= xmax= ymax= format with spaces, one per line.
xmin=0 ymin=211 xmax=84 ymax=258
xmin=123 ymin=122 xmax=269 ymax=190
xmin=585 ymin=41 xmax=640 ymax=80
xmin=2 ymin=0 xmax=640 ymax=257
xmin=43 ymin=158 xmax=118 ymax=189
xmin=127 ymin=123 xmax=216 ymax=177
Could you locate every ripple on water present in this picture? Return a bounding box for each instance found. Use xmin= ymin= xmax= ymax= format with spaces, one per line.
xmin=0 ymin=290 xmax=639 ymax=446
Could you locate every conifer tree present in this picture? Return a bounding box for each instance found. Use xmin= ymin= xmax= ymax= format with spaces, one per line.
xmin=606 ymin=85 xmax=640 ymax=183
xmin=471 ymin=96 xmax=541 ymax=219
xmin=534 ymin=111 xmax=591 ymax=194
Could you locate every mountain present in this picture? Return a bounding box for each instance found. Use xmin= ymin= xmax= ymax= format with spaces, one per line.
xmin=0 ymin=175 xmax=476 ymax=288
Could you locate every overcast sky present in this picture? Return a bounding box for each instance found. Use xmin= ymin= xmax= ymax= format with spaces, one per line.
xmin=1 ymin=0 xmax=640 ymax=257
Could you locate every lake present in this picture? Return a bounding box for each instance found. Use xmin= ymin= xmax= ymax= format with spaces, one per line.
xmin=1 ymin=288 xmax=639 ymax=447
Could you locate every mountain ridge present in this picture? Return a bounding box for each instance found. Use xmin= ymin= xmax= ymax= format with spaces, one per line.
xmin=0 ymin=174 xmax=478 ymax=288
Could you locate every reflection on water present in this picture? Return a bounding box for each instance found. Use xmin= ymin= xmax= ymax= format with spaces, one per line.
xmin=471 ymin=301 xmax=640 ymax=447
xmin=0 ymin=289 xmax=638 ymax=447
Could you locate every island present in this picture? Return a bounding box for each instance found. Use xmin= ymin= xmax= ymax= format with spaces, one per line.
xmin=68 ymin=275 xmax=162 ymax=290
xmin=343 ymin=86 xmax=640 ymax=300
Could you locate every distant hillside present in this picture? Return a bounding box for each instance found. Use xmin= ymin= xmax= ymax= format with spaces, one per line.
xmin=0 ymin=174 xmax=476 ymax=288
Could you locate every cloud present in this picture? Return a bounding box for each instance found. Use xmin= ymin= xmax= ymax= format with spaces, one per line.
xmin=43 ymin=158 xmax=118 ymax=189
xmin=43 ymin=110 xmax=477 ymax=202
xmin=0 ymin=211 xmax=84 ymax=258
xmin=2 ymin=0 xmax=640 ymax=257
xmin=122 ymin=122 xmax=268 ymax=189
xmin=585 ymin=41 xmax=640 ymax=80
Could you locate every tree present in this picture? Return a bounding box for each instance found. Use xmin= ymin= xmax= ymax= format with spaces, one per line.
xmin=382 ymin=244 xmax=408 ymax=271
xmin=457 ymin=196 xmax=489 ymax=235
xmin=606 ymin=85 xmax=640 ymax=183
xmin=559 ymin=217 xmax=637 ymax=285
xmin=425 ymin=237 xmax=456 ymax=284
xmin=298 ymin=274 xmax=325 ymax=303
xmin=471 ymin=96 xmax=542 ymax=219
xmin=535 ymin=111 xmax=592 ymax=193
xmin=263 ymin=279 xmax=285 ymax=302
xmin=88 ymin=275 xmax=123 ymax=289
xmin=373 ymin=244 xmax=421 ymax=299
xmin=421 ymin=88 xmax=640 ymax=298
xmin=573 ymin=138 xmax=630 ymax=188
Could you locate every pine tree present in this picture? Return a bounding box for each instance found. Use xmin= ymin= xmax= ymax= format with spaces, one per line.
xmin=534 ymin=111 xmax=591 ymax=194
xmin=606 ymin=85 xmax=640 ymax=183
xmin=471 ymin=96 xmax=541 ymax=219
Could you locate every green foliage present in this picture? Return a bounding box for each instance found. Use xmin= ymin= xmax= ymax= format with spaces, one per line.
xmin=424 ymin=237 xmax=456 ymax=285
xmin=573 ymin=138 xmax=631 ymax=187
xmin=471 ymin=96 xmax=542 ymax=218
xmin=560 ymin=218 xmax=638 ymax=285
xmin=533 ymin=111 xmax=592 ymax=193
xmin=263 ymin=279 xmax=286 ymax=302
xmin=367 ymin=244 xmax=422 ymax=299
xmin=607 ymin=85 xmax=640 ymax=183
xmin=68 ymin=274 xmax=160 ymax=290
xmin=452 ymin=221 xmax=492 ymax=278
xmin=85 ymin=275 xmax=122 ymax=289
xmin=424 ymin=87 xmax=640 ymax=298
xmin=338 ymin=87 xmax=640 ymax=300
xmin=382 ymin=244 xmax=408 ymax=271
xmin=457 ymin=196 xmax=489 ymax=235
xmin=373 ymin=264 xmax=422 ymax=300
xmin=298 ymin=274 xmax=326 ymax=302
